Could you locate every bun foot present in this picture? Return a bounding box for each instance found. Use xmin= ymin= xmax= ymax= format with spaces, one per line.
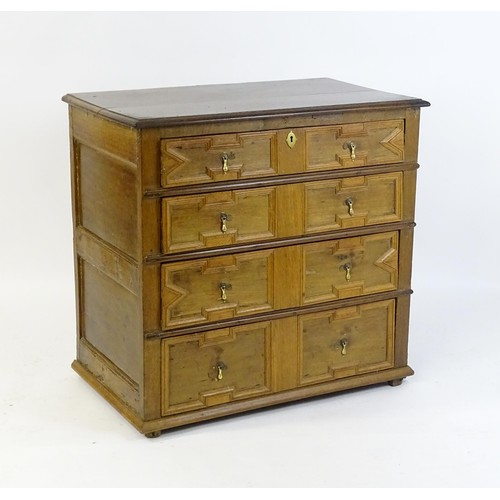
xmin=145 ymin=430 xmax=162 ymax=438
xmin=388 ymin=378 xmax=403 ymax=387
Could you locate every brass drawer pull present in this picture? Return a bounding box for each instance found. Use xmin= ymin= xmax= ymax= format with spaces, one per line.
xmin=219 ymin=282 xmax=232 ymax=302
xmin=344 ymin=141 xmax=356 ymax=161
xmin=213 ymin=361 xmax=227 ymax=381
xmin=340 ymin=339 xmax=348 ymax=356
xmin=220 ymin=212 xmax=232 ymax=233
xmin=346 ymin=197 xmax=354 ymax=216
xmin=220 ymin=152 xmax=235 ymax=174
xmin=343 ymin=263 xmax=352 ymax=282
xmin=221 ymin=153 xmax=228 ymax=173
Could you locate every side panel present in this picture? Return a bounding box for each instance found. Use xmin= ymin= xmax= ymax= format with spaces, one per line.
xmin=70 ymin=107 xmax=143 ymax=415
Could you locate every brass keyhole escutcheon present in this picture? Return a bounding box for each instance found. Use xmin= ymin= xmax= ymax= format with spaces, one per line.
xmin=286 ymin=131 xmax=297 ymax=149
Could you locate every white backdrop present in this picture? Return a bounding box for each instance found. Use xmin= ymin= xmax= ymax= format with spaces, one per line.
xmin=1 ymin=12 xmax=499 ymax=487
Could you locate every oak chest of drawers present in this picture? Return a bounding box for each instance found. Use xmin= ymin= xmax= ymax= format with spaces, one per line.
xmin=63 ymin=78 xmax=429 ymax=437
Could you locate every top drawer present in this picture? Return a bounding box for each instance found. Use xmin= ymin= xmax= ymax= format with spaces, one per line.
xmin=160 ymin=119 xmax=406 ymax=187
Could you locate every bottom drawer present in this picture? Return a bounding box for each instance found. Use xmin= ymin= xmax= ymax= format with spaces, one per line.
xmin=161 ymin=322 xmax=272 ymax=416
xmin=299 ymin=299 xmax=395 ymax=385
xmin=161 ymin=299 xmax=395 ymax=416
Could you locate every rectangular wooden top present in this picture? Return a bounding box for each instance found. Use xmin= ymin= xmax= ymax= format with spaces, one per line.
xmin=62 ymin=78 xmax=429 ymax=128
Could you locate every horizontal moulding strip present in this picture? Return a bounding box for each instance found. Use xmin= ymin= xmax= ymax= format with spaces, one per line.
xmin=144 ymin=220 xmax=416 ymax=264
xmin=144 ymin=162 xmax=419 ymax=198
xmin=145 ymin=288 xmax=413 ymax=340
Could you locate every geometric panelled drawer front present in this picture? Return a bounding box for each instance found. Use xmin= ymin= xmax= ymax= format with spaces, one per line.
xmin=162 ymin=187 xmax=277 ymax=253
xmin=161 ymin=250 xmax=274 ymax=330
xmin=299 ymin=300 xmax=395 ymax=386
xmin=160 ymin=131 xmax=278 ymax=187
xmin=305 ymin=120 xmax=405 ymax=171
xmin=303 ymin=231 xmax=399 ymax=304
xmin=305 ymin=172 xmax=403 ymax=233
xmin=161 ymin=322 xmax=272 ymax=415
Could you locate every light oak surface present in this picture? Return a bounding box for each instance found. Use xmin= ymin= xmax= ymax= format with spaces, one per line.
xmin=305 ymin=172 xmax=402 ymax=232
xmin=161 ymin=131 xmax=278 ymax=187
xmin=299 ymin=300 xmax=395 ymax=385
xmin=161 ymin=322 xmax=272 ymax=415
xmin=162 ymin=187 xmax=277 ymax=253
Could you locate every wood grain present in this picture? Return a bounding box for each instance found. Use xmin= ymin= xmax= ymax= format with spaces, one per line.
xmin=161 ymin=322 xmax=272 ymax=416
xmin=271 ymin=317 xmax=299 ymax=391
xmin=305 ymin=119 xmax=405 ymax=171
xmin=71 ymin=107 xmax=138 ymax=163
xmin=303 ymin=232 xmax=399 ymax=304
xmin=63 ymin=78 xmax=429 ymax=128
xmin=305 ymin=172 xmax=403 ymax=233
xmin=161 ymin=131 xmax=278 ymax=187
xmin=298 ymin=300 xmax=395 ymax=385
xmin=77 ymin=142 xmax=139 ymax=259
xmin=162 ymin=187 xmax=277 ymax=253
xmin=161 ymin=250 xmax=275 ymax=329
xmin=81 ymin=260 xmax=142 ymax=383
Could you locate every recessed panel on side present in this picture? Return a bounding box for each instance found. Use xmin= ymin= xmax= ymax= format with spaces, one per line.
xmin=78 ymin=143 xmax=138 ymax=258
xmin=80 ymin=259 xmax=141 ymax=383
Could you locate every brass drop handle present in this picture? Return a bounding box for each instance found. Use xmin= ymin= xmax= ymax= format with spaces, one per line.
xmin=345 ymin=141 xmax=356 ymax=161
xmin=219 ymin=282 xmax=232 ymax=302
xmin=344 ymin=263 xmax=352 ymax=282
xmin=340 ymin=339 xmax=348 ymax=356
xmin=214 ymin=361 xmax=226 ymax=381
xmin=220 ymin=213 xmax=228 ymax=233
xmin=346 ymin=197 xmax=354 ymax=216
xmin=221 ymin=153 xmax=229 ymax=174
xmin=220 ymin=152 xmax=235 ymax=174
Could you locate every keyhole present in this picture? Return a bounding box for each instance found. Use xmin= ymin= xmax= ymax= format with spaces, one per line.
xmin=286 ymin=131 xmax=296 ymax=149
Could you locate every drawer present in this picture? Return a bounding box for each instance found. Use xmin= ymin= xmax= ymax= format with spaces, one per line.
xmin=162 ymin=187 xmax=277 ymax=253
xmin=161 ymin=322 xmax=272 ymax=416
xmin=305 ymin=119 xmax=405 ymax=171
xmin=303 ymin=231 xmax=399 ymax=305
xmin=305 ymin=172 xmax=403 ymax=233
xmin=162 ymin=250 xmax=274 ymax=330
xmin=161 ymin=233 xmax=399 ymax=330
xmin=160 ymin=131 xmax=278 ymax=187
xmin=162 ymin=172 xmax=401 ymax=254
xmin=160 ymin=119 xmax=405 ymax=188
xmin=161 ymin=300 xmax=396 ymax=415
xmin=298 ymin=300 xmax=395 ymax=386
